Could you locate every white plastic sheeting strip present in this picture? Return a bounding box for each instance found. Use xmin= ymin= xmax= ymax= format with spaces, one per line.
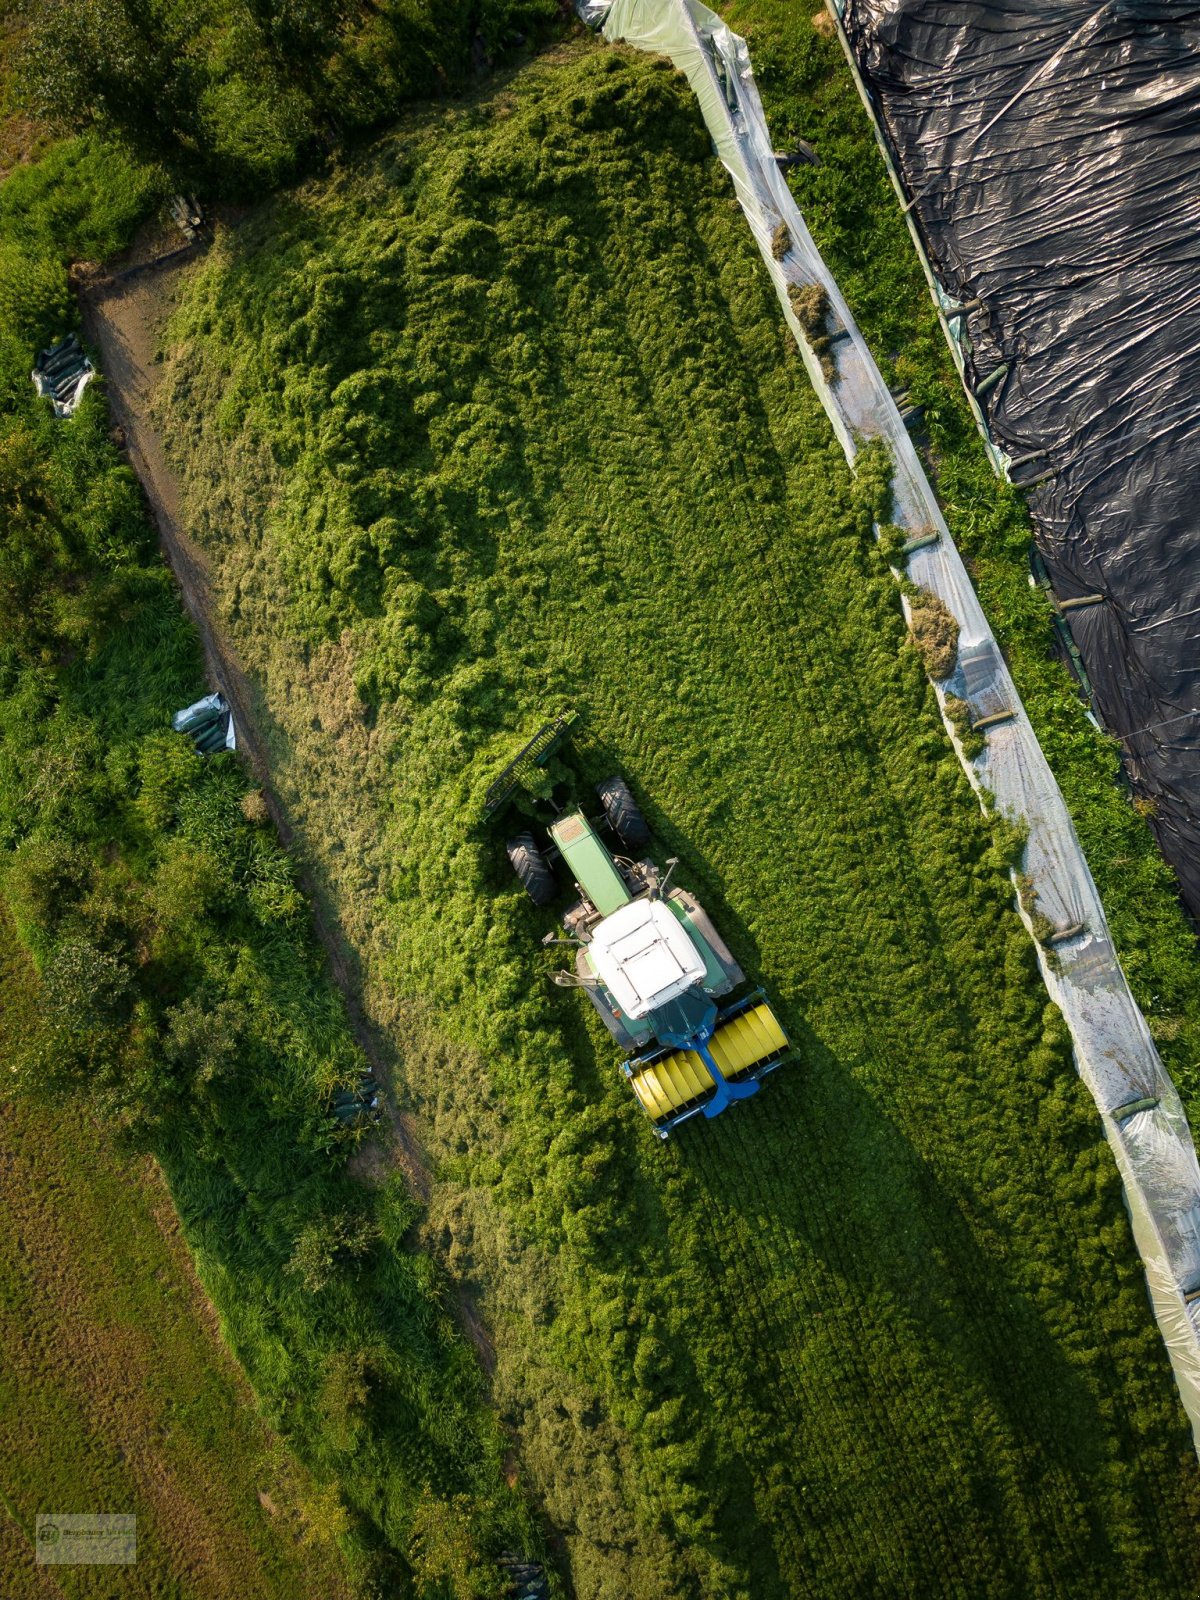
xmin=596 ymin=0 xmax=1200 ymax=1445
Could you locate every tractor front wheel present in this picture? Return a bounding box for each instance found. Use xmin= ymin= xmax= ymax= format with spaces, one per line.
xmin=596 ymin=776 xmax=650 ymax=851
xmin=506 ymin=833 xmax=557 ymax=907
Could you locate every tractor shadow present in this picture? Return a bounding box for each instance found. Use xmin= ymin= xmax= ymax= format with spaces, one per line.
xmin=665 ymin=1026 xmax=1142 ymax=1575
xmin=555 ymin=986 xmax=1140 ymax=1587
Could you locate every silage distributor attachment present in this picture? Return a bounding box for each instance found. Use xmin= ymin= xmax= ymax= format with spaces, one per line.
xmin=622 ymin=989 xmax=790 ymax=1137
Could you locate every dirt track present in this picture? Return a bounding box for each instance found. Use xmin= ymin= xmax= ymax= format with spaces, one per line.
xmin=79 ymin=251 xmax=496 ymax=1372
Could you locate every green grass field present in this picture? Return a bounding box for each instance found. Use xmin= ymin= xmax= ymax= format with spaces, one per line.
xmin=154 ymin=41 xmax=1200 ymax=1597
xmin=0 ymin=913 xmax=356 ymax=1599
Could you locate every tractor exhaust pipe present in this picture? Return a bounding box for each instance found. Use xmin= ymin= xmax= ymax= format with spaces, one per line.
xmin=656 ymin=857 xmax=680 ymax=898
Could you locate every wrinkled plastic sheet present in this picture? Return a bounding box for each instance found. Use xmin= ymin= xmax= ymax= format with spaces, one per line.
xmin=839 ymin=0 xmax=1200 ymax=919
xmin=597 ymin=0 xmax=1200 ymax=1446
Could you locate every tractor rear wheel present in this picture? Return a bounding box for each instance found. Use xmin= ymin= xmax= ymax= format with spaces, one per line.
xmin=596 ymin=776 xmax=650 ymax=851
xmin=506 ymin=833 xmax=557 ymax=906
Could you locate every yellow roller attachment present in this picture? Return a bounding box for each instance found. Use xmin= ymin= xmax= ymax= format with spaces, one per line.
xmin=628 ymin=1002 xmax=789 ymax=1122
xmin=629 ymin=1051 xmax=714 ymax=1120
xmin=708 ymin=1002 xmax=789 ymax=1080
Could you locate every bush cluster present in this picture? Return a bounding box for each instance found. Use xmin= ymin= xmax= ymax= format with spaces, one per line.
xmin=14 ymin=0 xmax=563 ymax=195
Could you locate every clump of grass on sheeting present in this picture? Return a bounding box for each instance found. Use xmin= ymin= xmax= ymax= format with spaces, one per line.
xmin=787 ymin=279 xmax=836 ymax=379
xmin=908 ymin=586 xmax=960 ymax=679
xmin=944 ymin=693 xmax=986 ymax=759
xmin=1016 ymin=870 xmax=1064 ymax=949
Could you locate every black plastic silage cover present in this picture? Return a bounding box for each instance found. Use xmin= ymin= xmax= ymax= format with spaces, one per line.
xmin=843 ymin=0 xmax=1200 ymax=913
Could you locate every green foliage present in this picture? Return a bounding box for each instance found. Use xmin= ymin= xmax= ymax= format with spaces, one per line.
xmin=317 ymin=1347 xmax=374 ymax=1455
xmin=0 ymin=242 xmax=69 ymax=345
xmin=156 ymin=41 xmax=1200 ymax=1597
xmin=13 ymin=0 xmax=563 ymax=194
xmin=0 ymin=175 xmax=539 ymax=1584
xmin=408 ymin=1490 xmax=495 ymax=1600
xmin=0 ymin=131 xmax=163 ymax=349
xmin=0 ymin=377 xmax=158 ymax=646
xmin=287 ymin=1209 xmax=380 ymax=1294
xmin=162 ymin=990 xmax=246 ymax=1090
xmin=0 ymin=133 xmax=162 ymax=260
xmin=298 ymin=1478 xmax=354 ymax=1549
xmin=41 ymin=935 xmax=133 ymax=1030
xmin=0 ymin=131 xmax=165 ymax=659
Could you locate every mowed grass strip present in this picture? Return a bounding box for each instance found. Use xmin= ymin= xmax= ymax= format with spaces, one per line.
xmin=0 ymin=914 xmax=355 ymax=1600
xmin=158 ymin=43 xmax=1200 ymax=1598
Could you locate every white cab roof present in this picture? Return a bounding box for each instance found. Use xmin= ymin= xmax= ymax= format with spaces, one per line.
xmin=588 ymin=898 xmax=706 ymax=1019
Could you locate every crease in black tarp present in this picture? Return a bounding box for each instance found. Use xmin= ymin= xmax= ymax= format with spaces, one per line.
xmin=843 ymin=0 xmax=1200 ymax=913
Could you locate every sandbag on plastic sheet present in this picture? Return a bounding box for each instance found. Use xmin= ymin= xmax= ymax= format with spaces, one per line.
xmin=841 ymin=0 xmax=1200 ymax=915
xmin=599 ymin=0 xmax=1200 ymax=1448
xmin=172 ymin=691 xmax=236 ymax=754
xmin=31 ymin=332 xmax=94 ymax=418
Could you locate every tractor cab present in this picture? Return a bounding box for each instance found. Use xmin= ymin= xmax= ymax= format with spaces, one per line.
xmin=586 ymin=897 xmax=707 ymax=1020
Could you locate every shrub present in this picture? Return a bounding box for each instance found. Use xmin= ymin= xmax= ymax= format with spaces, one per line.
xmin=408 ymin=1490 xmax=491 ymax=1600
xmin=297 ymin=1480 xmax=352 ymax=1548
xmin=287 ymin=1211 xmax=380 ymax=1294
xmin=149 ymin=841 xmax=232 ymax=940
xmin=162 ymin=992 xmax=245 ymax=1092
xmin=3 ymin=835 xmax=92 ymax=942
xmin=13 ymin=0 xmax=564 ymax=196
xmin=0 ymin=134 xmax=164 ymax=263
xmin=41 ymin=936 xmax=133 ymax=1031
xmin=0 ymin=244 xmax=71 ymax=346
xmin=317 ymin=1349 xmax=373 ymax=1455
xmin=137 ymin=735 xmax=205 ymax=833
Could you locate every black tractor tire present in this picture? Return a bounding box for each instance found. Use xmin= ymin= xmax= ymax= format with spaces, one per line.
xmin=506 ymin=833 xmax=557 ymax=907
xmin=596 ymin=775 xmax=650 ymax=851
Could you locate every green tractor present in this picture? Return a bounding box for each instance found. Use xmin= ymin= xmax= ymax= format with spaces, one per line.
xmin=486 ymin=716 xmax=791 ymax=1138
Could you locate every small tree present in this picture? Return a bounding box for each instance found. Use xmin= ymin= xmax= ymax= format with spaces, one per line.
xmin=162 ymin=992 xmax=245 ymax=1091
xmin=408 ymin=1490 xmax=495 ymax=1600
xmin=41 ymin=936 xmax=132 ymax=1032
xmin=287 ymin=1210 xmax=379 ymax=1294
xmin=297 ymin=1478 xmax=351 ymax=1548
